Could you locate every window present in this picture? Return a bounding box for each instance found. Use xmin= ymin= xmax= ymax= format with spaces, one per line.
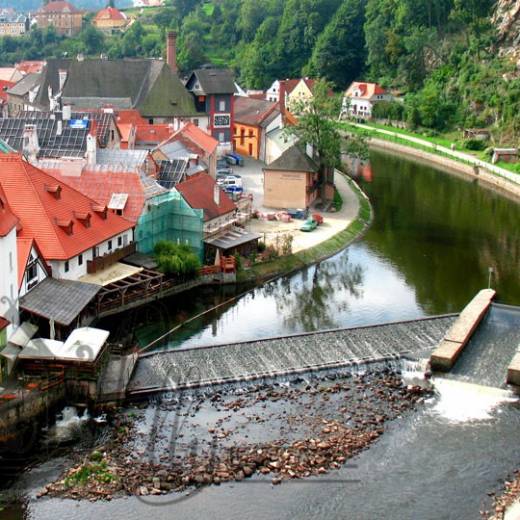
xmin=78 ymin=254 xmax=83 ymax=266
xmin=108 ymin=240 xmax=112 ymax=251
xmin=219 ymin=100 xmax=226 ymax=112
xmin=193 ymin=118 xmax=199 ymax=127
xmin=218 ymin=132 xmax=225 ymax=143
xmin=118 ymin=236 xmax=123 ymax=247
xmin=64 ymin=260 xmax=69 ymax=272
xmin=27 ymin=263 xmax=38 ymax=281
xmin=111 ymin=129 xmax=115 ymax=141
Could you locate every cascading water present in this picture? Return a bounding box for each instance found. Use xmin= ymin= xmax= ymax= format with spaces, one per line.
xmin=46 ymin=406 xmax=90 ymax=444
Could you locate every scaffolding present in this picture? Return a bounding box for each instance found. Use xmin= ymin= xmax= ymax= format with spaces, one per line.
xmin=135 ymin=189 xmax=204 ymax=259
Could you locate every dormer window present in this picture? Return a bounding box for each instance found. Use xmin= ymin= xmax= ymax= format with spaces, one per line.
xmin=74 ymin=211 xmax=91 ymax=227
xmin=45 ymin=184 xmax=62 ymax=199
xmin=92 ymin=204 xmax=107 ymax=220
xmin=56 ymin=218 xmax=73 ymax=235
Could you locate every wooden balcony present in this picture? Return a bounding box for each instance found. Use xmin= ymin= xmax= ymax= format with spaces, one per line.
xmin=87 ymin=243 xmax=136 ymax=275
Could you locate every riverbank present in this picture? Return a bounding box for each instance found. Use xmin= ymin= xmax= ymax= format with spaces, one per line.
xmin=236 ymin=173 xmax=372 ymax=284
xmin=341 ymin=123 xmax=520 ymax=201
xmin=38 ymin=369 xmax=430 ymax=501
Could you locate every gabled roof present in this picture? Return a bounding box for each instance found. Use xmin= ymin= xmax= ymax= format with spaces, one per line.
xmin=0 ymin=154 xmax=133 ymax=261
xmin=135 ymin=124 xmax=173 ymax=146
xmin=15 ymin=61 xmax=45 ymax=75
xmin=36 ymin=1 xmax=81 ymax=14
xmin=157 ymin=122 xmax=218 ymax=158
xmin=6 ymin=72 xmax=41 ymax=97
xmin=94 ymin=7 xmax=127 ymax=21
xmin=176 ymin=173 xmax=235 ymax=221
xmin=234 ymin=97 xmax=280 ymax=127
xmin=264 ymin=144 xmax=318 ymax=173
xmin=33 ymin=59 xmax=198 ymax=117
xmin=52 ymin=170 xmax=153 ymax=223
xmin=186 ymin=68 xmax=235 ymax=95
xmin=345 ymin=81 xmax=387 ymax=100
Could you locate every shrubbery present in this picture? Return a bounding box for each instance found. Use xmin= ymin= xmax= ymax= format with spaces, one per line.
xmin=154 ymin=241 xmax=201 ymax=278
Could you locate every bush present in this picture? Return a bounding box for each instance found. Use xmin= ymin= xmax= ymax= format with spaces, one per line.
xmin=463 ymin=139 xmax=487 ymax=151
xmin=154 ymin=240 xmax=201 ymax=278
xmin=257 ymin=241 xmax=266 ymax=253
xmin=333 ymin=188 xmax=343 ymax=211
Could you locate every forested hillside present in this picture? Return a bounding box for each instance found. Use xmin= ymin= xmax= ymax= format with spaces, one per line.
xmin=1 ymin=0 xmax=519 ymax=138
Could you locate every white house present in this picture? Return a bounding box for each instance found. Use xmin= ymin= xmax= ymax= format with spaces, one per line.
xmin=341 ymin=81 xmax=393 ymax=119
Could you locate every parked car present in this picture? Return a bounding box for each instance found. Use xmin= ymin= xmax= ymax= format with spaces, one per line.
xmin=287 ymin=208 xmax=307 ymax=220
xmin=225 ymin=153 xmax=244 ymax=166
xmin=300 ymin=218 xmax=318 ymax=232
xmin=217 ymin=166 xmax=234 ymax=177
xmin=219 ymin=176 xmax=243 ymax=190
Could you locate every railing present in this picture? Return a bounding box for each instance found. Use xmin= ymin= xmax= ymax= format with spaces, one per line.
xmin=87 ymin=242 xmax=136 ymax=274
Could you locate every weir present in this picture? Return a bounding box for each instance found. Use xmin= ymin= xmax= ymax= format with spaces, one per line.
xmin=127 ymin=315 xmax=456 ymax=396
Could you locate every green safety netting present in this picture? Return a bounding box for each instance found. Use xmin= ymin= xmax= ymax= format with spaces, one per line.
xmin=135 ymin=189 xmax=204 ymax=259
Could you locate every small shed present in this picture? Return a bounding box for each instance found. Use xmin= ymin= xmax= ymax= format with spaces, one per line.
xmin=463 ymin=128 xmax=490 ymax=141
xmin=492 ymin=148 xmax=518 ymax=164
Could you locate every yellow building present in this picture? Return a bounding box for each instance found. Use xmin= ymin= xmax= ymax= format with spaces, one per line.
xmin=233 ymin=97 xmax=281 ymax=161
xmin=285 ymin=78 xmax=315 ymax=113
xmin=93 ymin=6 xmax=129 ymax=33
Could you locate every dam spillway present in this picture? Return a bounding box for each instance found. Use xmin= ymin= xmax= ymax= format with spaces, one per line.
xmin=127 ymin=315 xmax=457 ymax=395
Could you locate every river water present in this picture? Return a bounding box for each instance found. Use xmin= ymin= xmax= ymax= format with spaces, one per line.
xmin=5 ymin=151 xmax=520 ymax=519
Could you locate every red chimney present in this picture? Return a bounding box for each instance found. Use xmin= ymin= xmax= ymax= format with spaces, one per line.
xmin=167 ymin=31 xmax=177 ymax=73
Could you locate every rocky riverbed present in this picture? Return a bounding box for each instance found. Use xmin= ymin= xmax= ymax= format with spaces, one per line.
xmin=39 ymin=368 xmax=432 ymax=501
xmin=485 ymin=470 xmax=520 ymax=520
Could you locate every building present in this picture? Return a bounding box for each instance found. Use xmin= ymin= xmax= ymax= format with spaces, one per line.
xmin=341 ymin=81 xmax=393 ymax=119
xmin=133 ymin=0 xmax=164 ymax=6
xmin=233 ymin=97 xmax=281 ymax=161
xmin=265 ymin=78 xmax=315 ymax=114
xmin=0 ymin=12 xmax=29 ymax=37
xmin=263 ymin=144 xmax=320 ymax=210
xmin=5 ymin=73 xmax=42 ymax=115
xmin=34 ymin=1 xmax=84 ymax=36
xmin=17 ymin=56 xmax=200 ymax=126
xmin=92 ymin=6 xmax=129 ymax=33
xmin=0 ymin=79 xmax=15 ymax=117
xmin=185 ymin=68 xmax=235 ymax=151
xmin=265 ymin=127 xmax=299 ymax=165
xmin=0 ymin=154 xmax=134 ymax=283
xmin=176 ymin=173 xmax=259 ymax=260
xmin=153 ymin=122 xmax=218 ymax=178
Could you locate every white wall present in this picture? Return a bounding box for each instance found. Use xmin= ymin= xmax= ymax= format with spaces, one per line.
xmin=49 ymin=229 xmax=134 ymax=280
xmin=266 ymin=80 xmax=280 ymax=103
xmin=204 ymin=212 xmax=236 ymax=237
xmin=0 ymin=227 xmax=19 ymax=333
xmin=19 ymin=246 xmax=48 ymax=298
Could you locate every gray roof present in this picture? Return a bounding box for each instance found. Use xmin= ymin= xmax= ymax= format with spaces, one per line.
xmin=7 ymin=72 xmax=41 ymax=97
xmin=265 ymin=144 xmax=319 ymax=173
xmin=20 ymin=278 xmax=100 ymax=326
xmin=187 ymin=68 xmax=235 ymax=95
xmin=157 ymin=140 xmax=193 ymax=160
xmin=0 ymin=116 xmax=88 ymax=158
xmin=96 ymin=148 xmax=148 ymax=170
xmin=205 ymin=227 xmax=261 ymax=251
xmin=33 ymin=59 xmax=198 ymax=117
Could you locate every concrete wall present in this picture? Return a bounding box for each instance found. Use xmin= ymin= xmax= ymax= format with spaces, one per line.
xmin=264 ymin=169 xmax=315 ymax=209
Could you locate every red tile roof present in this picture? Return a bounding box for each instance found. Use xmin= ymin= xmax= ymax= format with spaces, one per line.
xmin=0 ymin=183 xmax=18 ymax=237
xmin=116 ymin=109 xmax=147 ymax=127
xmin=176 ymin=173 xmax=235 ymax=222
xmin=38 ymin=1 xmax=81 ymax=13
xmin=94 ymin=6 xmax=127 ymax=21
xmin=135 ymin=124 xmax=174 ymax=145
xmin=171 ymin=123 xmax=218 ymax=156
xmin=346 ymin=82 xmax=388 ymax=99
xmin=15 ymin=61 xmax=45 ymax=75
xmin=17 ymin=237 xmax=34 ymax=287
xmin=0 ymin=154 xmax=133 ymax=261
xmin=234 ymin=97 xmax=279 ymax=127
xmin=52 ymin=170 xmax=146 ymax=223
xmin=0 ymin=79 xmax=14 ymax=102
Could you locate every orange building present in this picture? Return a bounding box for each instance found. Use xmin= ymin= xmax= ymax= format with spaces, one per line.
xmin=93 ymin=6 xmax=128 ymax=33
xmin=233 ymin=97 xmax=281 ymax=161
xmin=34 ymin=1 xmax=84 ymax=36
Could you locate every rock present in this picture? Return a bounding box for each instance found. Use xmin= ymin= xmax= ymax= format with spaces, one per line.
xmin=138 ymin=486 xmax=149 ymax=496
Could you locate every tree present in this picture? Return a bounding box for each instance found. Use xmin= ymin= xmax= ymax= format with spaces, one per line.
xmin=287 ymin=79 xmax=366 ymax=201
xmin=305 ymin=0 xmax=367 ymax=89
xmin=154 ymin=241 xmax=201 ymax=278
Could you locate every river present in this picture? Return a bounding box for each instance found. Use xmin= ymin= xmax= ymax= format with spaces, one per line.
xmin=4 ymin=150 xmax=520 ymax=519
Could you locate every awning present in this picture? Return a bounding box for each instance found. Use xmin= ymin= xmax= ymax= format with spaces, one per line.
xmin=9 ymin=321 xmax=38 ymax=347
xmin=205 ymin=227 xmax=261 ymax=251
xmin=20 ymin=278 xmax=101 ymax=327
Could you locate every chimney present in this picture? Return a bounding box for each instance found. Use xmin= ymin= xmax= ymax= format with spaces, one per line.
xmin=86 ymin=134 xmax=97 ymax=166
xmin=56 ymin=119 xmax=63 ymax=136
xmin=62 ymin=104 xmax=72 ymax=121
xmin=58 ymin=68 xmax=67 ymax=92
xmin=213 ymin=183 xmax=220 ymax=206
xmin=23 ymin=124 xmax=39 ymax=162
xmin=167 ymin=31 xmax=177 ymax=73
